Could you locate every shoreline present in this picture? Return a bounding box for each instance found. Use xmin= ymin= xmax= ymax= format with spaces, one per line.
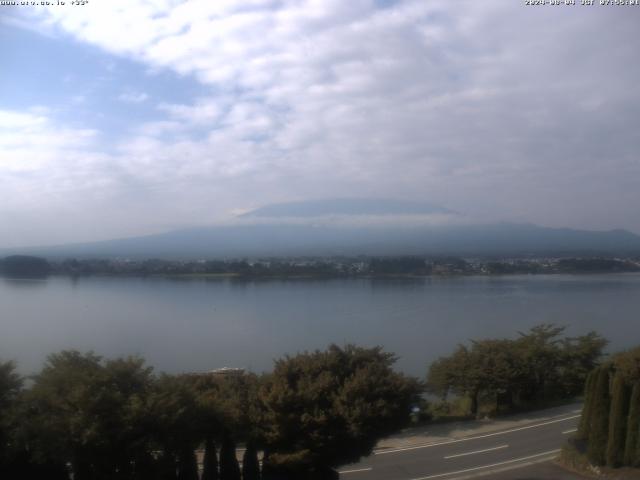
xmin=7 ymin=270 xmax=640 ymax=281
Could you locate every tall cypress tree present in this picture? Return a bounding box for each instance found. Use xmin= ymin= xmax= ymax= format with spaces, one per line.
xmin=624 ymin=383 xmax=640 ymax=467
xmin=578 ymin=370 xmax=597 ymax=439
xmin=242 ymin=442 xmax=260 ymax=480
xmin=133 ymin=451 xmax=157 ymax=480
xmin=202 ymin=438 xmax=219 ymax=480
xmin=636 ymin=424 xmax=640 ymax=468
xmin=587 ymin=367 xmax=611 ymax=466
xmin=177 ymin=448 xmax=199 ymax=480
xmin=219 ymin=432 xmax=241 ymax=480
xmin=606 ymin=374 xmax=631 ymax=467
xmin=158 ymin=452 xmax=178 ymax=480
xmin=261 ymin=450 xmax=278 ymax=480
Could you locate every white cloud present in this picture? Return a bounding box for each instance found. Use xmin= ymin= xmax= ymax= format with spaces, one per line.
xmin=0 ymin=110 xmax=97 ymax=173
xmin=2 ymin=0 xmax=639 ymax=246
xmin=157 ymin=98 xmax=224 ymax=125
xmin=117 ymin=91 xmax=150 ymax=103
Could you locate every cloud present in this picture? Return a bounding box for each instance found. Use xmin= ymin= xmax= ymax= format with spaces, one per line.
xmin=117 ymin=91 xmax=150 ymax=103
xmin=2 ymin=0 xmax=639 ymax=246
xmin=0 ymin=109 xmax=98 ymax=175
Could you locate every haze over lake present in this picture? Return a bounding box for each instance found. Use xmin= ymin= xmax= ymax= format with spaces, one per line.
xmin=3 ymin=273 xmax=640 ymax=377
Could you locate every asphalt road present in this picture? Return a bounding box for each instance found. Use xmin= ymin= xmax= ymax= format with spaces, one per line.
xmin=339 ymin=407 xmax=582 ymax=480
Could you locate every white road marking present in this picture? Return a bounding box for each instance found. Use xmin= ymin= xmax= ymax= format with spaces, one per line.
xmin=562 ymin=428 xmax=578 ymax=434
xmin=444 ymin=444 xmax=508 ymax=459
xmin=338 ymin=467 xmax=373 ymax=474
xmin=409 ymin=449 xmax=561 ymax=480
xmin=375 ymin=415 xmax=579 ymax=455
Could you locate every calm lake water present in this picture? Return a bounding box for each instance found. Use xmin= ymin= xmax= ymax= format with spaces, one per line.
xmin=2 ymin=273 xmax=640 ymax=377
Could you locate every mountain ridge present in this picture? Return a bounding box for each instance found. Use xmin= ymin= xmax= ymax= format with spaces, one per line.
xmin=239 ymin=198 xmax=454 ymax=218
xmin=4 ymin=222 xmax=640 ymax=260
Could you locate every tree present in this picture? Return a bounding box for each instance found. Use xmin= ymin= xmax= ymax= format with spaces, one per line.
xmin=25 ymin=351 xmax=108 ymax=479
xmin=427 ymin=340 xmax=523 ymax=416
xmin=0 ymin=255 xmax=50 ymax=277
xmin=177 ymin=448 xmax=199 ymax=480
xmin=427 ymin=325 xmax=607 ymax=418
xmin=577 ymin=347 xmax=640 ymax=469
xmin=146 ymin=374 xmax=206 ymax=480
xmin=0 ymin=361 xmax=23 ymax=476
xmin=515 ymin=324 xmax=565 ymax=402
xmin=132 ymin=451 xmax=157 ymax=480
xmin=24 ymin=351 xmax=155 ymax=479
xmin=577 ymin=369 xmax=596 ymax=439
xmin=157 ymin=452 xmax=178 ymax=480
xmin=219 ymin=431 xmax=241 ymax=480
xmin=259 ymin=345 xmax=422 ymax=477
xmin=201 ymin=438 xmax=219 ymax=480
xmin=369 ymin=257 xmax=429 ymax=275
xmin=559 ymin=331 xmax=608 ymax=397
xmin=606 ymin=374 xmax=631 ymax=467
xmin=427 ymin=345 xmax=484 ymax=416
xmin=242 ymin=442 xmax=260 ymax=480
xmin=469 ymin=339 xmax=523 ymax=413
xmin=587 ymin=366 xmax=611 ymax=465
xmin=613 ymin=346 xmax=640 ymax=383
xmin=623 ymin=383 xmax=640 ymax=467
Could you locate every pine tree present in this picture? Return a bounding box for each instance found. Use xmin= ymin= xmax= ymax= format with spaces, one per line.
xmin=219 ymin=432 xmax=241 ymax=480
xmin=177 ymin=448 xmax=199 ymax=480
xmin=587 ymin=367 xmax=611 ymax=465
xmin=578 ymin=369 xmax=597 ymax=439
xmin=242 ymin=442 xmax=260 ymax=480
xmin=202 ymin=438 xmax=219 ymax=480
xmin=606 ymin=374 xmax=631 ymax=467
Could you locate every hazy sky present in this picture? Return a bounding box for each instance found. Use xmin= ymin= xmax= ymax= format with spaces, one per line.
xmin=1 ymin=0 xmax=639 ymax=247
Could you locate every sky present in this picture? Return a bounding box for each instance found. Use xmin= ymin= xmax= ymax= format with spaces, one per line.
xmin=1 ymin=0 xmax=639 ymax=247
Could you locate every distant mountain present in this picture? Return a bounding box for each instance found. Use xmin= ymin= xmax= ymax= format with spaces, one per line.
xmin=240 ymin=198 xmax=453 ymax=217
xmin=8 ymin=223 xmax=640 ymax=259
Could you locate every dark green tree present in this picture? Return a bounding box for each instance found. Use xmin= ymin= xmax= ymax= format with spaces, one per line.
xmin=515 ymin=324 xmax=565 ymax=402
xmin=577 ymin=370 xmax=596 ymax=439
xmin=260 ymin=344 xmax=422 ymax=476
xmin=146 ymin=373 xmax=205 ymax=480
xmin=201 ymin=438 xmax=219 ymax=480
xmin=427 ymin=339 xmax=524 ymax=416
xmin=23 ymin=351 xmax=154 ymax=480
xmin=427 ymin=325 xmax=607 ymax=418
xmin=427 ymin=345 xmax=484 ymax=416
xmin=132 ymin=451 xmax=157 ymax=480
xmin=242 ymin=442 xmax=260 ymax=480
xmin=623 ymin=383 xmax=640 ymax=467
xmin=219 ymin=431 xmax=241 ymax=480
xmin=0 ymin=255 xmax=50 ymax=277
xmin=177 ymin=448 xmax=199 ymax=480
xmin=606 ymin=374 xmax=631 ymax=467
xmin=587 ymin=366 xmax=611 ymax=465
xmin=613 ymin=346 xmax=640 ymax=383
xmin=157 ymin=452 xmax=178 ymax=480
xmin=0 ymin=361 xmax=23 ymax=477
xmin=560 ymin=331 xmax=608 ymax=397
xmin=469 ymin=339 xmax=523 ymax=413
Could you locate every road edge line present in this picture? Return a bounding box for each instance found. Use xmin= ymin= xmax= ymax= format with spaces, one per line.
xmin=375 ymin=415 xmax=579 ymax=455
xmin=409 ymin=449 xmax=561 ymax=480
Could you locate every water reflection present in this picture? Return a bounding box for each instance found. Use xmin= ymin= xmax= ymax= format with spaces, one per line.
xmin=1 ymin=273 xmax=639 ymax=377
xmin=2 ymin=277 xmax=48 ymax=289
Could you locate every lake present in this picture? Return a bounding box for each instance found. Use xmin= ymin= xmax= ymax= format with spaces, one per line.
xmin=2 ymin=273 xmax=640 ymax=377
